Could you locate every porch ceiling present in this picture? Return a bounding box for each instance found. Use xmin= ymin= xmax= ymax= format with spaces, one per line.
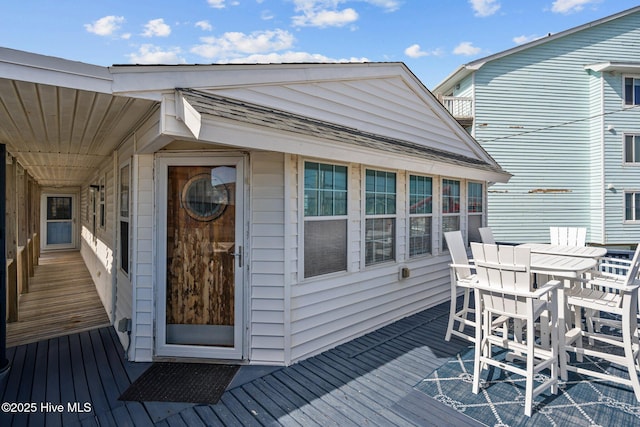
xmin=0 ymin=78 xmax=157 ymax=187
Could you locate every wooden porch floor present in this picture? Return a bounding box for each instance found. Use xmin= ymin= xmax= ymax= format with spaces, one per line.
xmin=6 ymin=250 xmax=111 ymax=348
xmin=1 ymin=302 xmax=483 ymax=427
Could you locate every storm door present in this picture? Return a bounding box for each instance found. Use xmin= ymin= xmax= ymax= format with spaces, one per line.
xmin=42 ymin=194 xmax=76 ymax=250
xmin=156 ymin=156 xmax=244 ymax=359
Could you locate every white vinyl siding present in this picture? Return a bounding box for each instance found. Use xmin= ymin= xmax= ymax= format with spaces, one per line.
xmin=250 ymin=152 xmax=286 ymax=365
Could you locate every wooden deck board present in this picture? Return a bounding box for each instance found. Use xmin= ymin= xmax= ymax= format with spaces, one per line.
xmin=2 ymin=299 xmax=489 ymax=427
xmin=7 ymin=250 xmax=111 ymax=347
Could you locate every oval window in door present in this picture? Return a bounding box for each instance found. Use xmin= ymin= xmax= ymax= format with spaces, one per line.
xmin=181 ymin=173 xmax=229 ymax=221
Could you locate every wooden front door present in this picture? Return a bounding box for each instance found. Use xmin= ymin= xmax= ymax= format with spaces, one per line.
xmin=156 ymin=156 xmax=244 ymax=359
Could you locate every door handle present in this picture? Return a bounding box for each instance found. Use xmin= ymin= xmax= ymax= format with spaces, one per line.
xmin=233 ymin=246 xmax=243 ymax=268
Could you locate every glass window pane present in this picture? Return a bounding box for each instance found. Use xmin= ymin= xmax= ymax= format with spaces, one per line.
xmin=635 ymin=80 xmax=640 ymax=106
xmin=120 ymin=221 xmax=129 ymax=274
xmin=47 ymin=197 xmax=72 ymax=220
xmin=410 ymin=175 xmax=432 ymax=215
xmin=120 ymin=165 xmax=130 ymax=217
xmin=635 ymin=193 xmax=640 ymax=221
xmin=468 ymin=215 xmax=482 ymax=243
xmin=626 ymin=193 xmax=633 ymax=220
xmin=625 ymin=78 xmax=633 ymax=105
xmin=468 ymin=182 xmax=483 ymax=213
xmin=442 ymin=216 xmax=460 ymax=251
xmin=626 ymin=135 xmax=634 ymax=163
xmin=635 ymin=136 xmax=640 ymax=163
xmin=410 ymin=217 xmax=431 ymax=257
xmin=304 ymin=162 xmax=347 ymax=217
xmin=305 ymin=162 xmax=319 ymax=189
xmin=365 ymin=218 xmax=395 ymax=265
xmin=442 ymin=179 xmax=460 ymax=214
xmin=304 ymin=219 xmax=347 ymax=277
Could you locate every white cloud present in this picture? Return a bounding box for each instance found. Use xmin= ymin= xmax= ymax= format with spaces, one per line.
xmin=404 ymin=44 xmax=429 ymax=58
xmin=191 ymin=29 xmax=296 ymax=59
xmin=362 ymin=0 xmax=401 ymax=12
xmin=513 ymin=34 xmax=540 ymax=44
xmin=219 ymin=51 xmax=369 ymax=64
xmin=127 ymin=44 xmax=185 ymax=64
xmin=453 ymin=41 xmax=482 ymax=56
xmin=195 ymin=20 xmax=213 ymax=31
xmin=469 ymin=0 xmax=500 ymax=17
xmin=208 ymin=0 xmax=226 ymax=8
xmin=84 ymin=16 xmax=125 ymax=36
xmin=551 ymin=0 xmax=600 ymax=14
xmin=293 ymin=7 xmax=359 ymax=28
xmin=261 ymin=10 xmax=275 ymax=20
xmin=142 ymin=18 xmax=171 ymax=37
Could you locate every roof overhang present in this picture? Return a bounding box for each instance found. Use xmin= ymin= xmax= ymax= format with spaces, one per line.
xmin=585 ymin=62 xmax=640 ymax=74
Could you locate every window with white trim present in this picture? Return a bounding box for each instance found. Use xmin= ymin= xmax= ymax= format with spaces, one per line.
xmin=98 ymin=175 xmax=106 ymax=229
xmin=625 ymin=192 xmax=640 ymax=222
xmin=365 ymin=169 xmax=396 ymax=265
xmin=119 ymin=163 xmax=130 ymax=275
xmin=408 ymin=174 xmax=432 ymax=257
xmin=624 ymin=77 xmax=640 ymax=106
xmin=303 ymin=161 xmax=348 ymax=278
xmin=624 ymin=134 xmax=640 ymax=164
xmin=442 ymin=178 xmax=461 ymax=250
xmin=467 ymin=181 xmax=484 ymax=243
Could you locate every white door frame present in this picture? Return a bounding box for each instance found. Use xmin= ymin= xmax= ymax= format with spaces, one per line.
xmin=40 ymin=193 xmax=78 ymax=251
xmin=155 ymin=154 xmax=246 ymax=360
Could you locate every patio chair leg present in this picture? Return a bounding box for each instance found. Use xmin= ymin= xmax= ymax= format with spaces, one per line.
xmin=459 ymin=288 xmax=471 ymax=332
xmin=445 ymin=281 xmax=458 ymax=342
xmin=622 ymin=297 xmax=640 ymax=401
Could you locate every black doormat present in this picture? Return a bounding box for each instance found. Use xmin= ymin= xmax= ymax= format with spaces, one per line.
xmin=119 ymin=363 xmax=239 ymax=404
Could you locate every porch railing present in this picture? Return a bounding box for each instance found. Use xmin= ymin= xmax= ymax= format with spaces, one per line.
xmin=440 ymin=96 xmax=473 ymax=118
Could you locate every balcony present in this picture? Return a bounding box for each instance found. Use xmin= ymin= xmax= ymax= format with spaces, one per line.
xmin=440 ymin=96 xmax=474 ymax=127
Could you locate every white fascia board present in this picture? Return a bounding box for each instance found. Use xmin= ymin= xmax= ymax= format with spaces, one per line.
xmin=0 ymin=47 xmax=112 ymax=93
xmin=109 ymin=62 xmax=405 ymax=94
xmin=174 ymin=92 xmax=202 ymax=139
xmin=178 ymin=115 xmax=511 ymax=183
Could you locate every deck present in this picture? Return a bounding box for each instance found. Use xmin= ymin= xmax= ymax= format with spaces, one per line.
xmin=6 ymin=250 xmax=111 ymax=348
xmin=1 ymin=301 xmax=481 ymax=426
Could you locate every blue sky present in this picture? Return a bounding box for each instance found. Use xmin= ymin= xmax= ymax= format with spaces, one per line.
xmin=1 ymin=0 xmax=639 ymax=88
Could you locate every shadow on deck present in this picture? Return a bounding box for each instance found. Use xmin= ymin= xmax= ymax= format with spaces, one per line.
xmin=7 ymin=250 xmax=111 ymax=348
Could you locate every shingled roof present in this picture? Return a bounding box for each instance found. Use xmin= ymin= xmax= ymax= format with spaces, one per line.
xmin=178 ymin=88 xmax=507 ymax=175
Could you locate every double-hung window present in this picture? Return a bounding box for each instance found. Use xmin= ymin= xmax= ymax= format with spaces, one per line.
xmin=625 ymin=192 xmax=640 ymax=222
xmin=442 ymin=178 xmax=461 ymax=250
xmin=365 ymin=169 xmax=396 ymax=265
xmin=467 ymin=182 xmax=484 ymax=242
xmin=624 ymin=77 xmax=640 ymax=106
xmin=408 ymin=175 xmax=432 ymax=257
xmin=98 ymin=175 xmax=106 ymax=230
xmin=303 ymin=161 xmax=348 ymax=278
xmin=624 ymin=134 xmax=640 ymax=164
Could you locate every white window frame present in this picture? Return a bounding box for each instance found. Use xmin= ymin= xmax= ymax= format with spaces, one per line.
xmin=300 ymin=159 xmax=350 ymax=279
xmin=624 ymin=75 xmax=640 ymax=106
xmin=467 ymin=181 xmax=485 ymax=243
xmin=624 ymin=191 xmax=640 ymax=223
xmin=407 ymin=173 xmax=434 ymax=258
xmin=441 ymin=177 xmax=462 ymax=250
xmin=362 ymin=167 xmax=398 ymax=267
xmin=118 ymin=162 xmax=131 ymax=276
xmin=623 ymin=134 xmax=640 ymax=165
xmin=98 ymin=174 xmax=106 ymax=230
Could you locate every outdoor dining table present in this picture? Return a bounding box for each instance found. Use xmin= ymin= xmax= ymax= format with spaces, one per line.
xmin=517 ymin=244 xmax=605 ymax=380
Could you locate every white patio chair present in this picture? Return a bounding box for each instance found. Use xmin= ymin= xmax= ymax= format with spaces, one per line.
xmin=478 ymin=227 xmax=495 ymax=244
xmin=470 ymin=243 xmax=561 ymax=417
xmin=444 ymin=230 xmax=477 ymax=342
xmin=549 ymin=226 xmax=586 ymax=247
xmin=563 ymin=244 xmax=640 ymax=401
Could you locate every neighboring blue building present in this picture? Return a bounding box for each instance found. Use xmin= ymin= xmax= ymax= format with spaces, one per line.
xmin=434 ymin=6 xmax=640 ymax=248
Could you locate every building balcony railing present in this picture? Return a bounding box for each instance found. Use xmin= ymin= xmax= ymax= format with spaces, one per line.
xmin=440 ymin=96 xmax=473 ymax=126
